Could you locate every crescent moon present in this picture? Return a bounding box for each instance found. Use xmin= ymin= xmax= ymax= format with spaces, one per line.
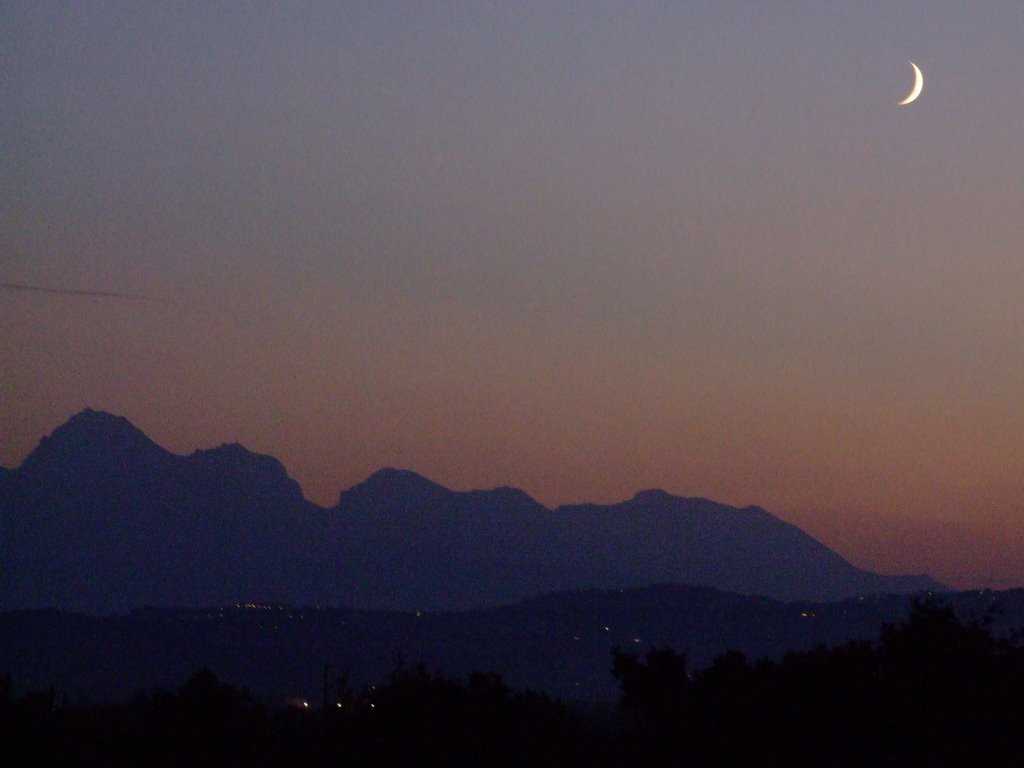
xmin=898 ymin=61 xmax=923 ymax=105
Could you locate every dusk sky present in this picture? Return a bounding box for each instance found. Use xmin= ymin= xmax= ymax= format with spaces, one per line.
xmin=3 ymin=2 xmax=1024 ymax=590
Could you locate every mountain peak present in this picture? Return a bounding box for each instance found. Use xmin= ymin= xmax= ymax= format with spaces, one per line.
xmin=626 ymin=488 xmax=714 ymax=509
xmin=19 ymin=408 xmax=167 ymax=474
xmin=61 ymin=408 xmax=145 ymax=439
xmin=338 ymin=467 xmax=452 ymax=507
xmin=627 ymin=490 xmax=772 ymax=518
xmin=631 ymin=488 xmax=675 ymax=503
xmin=187 ymin=443 xmax=305 ymax=503
xmin=368 ymin=467 xmax=447 ymax=489
xmin=370 ymin=466 xmax=418 ymax=479
xmin=190 ymin=441 xmax=260 ymax=461
xmin=188 ymin=441 xmax=284 ymax=471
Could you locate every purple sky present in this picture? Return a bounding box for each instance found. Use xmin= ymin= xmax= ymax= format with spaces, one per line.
xmin=3 ymin=2 xmax=1024 ymax=589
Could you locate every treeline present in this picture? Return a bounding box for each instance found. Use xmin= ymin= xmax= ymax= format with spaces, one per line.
xmin=1 ymin=663 xmax=597 ymax=768
xmin=614 ymin=599 xmax=1024 ymax=766
xmin=3 ymin=599 xmax=1024 ymax=766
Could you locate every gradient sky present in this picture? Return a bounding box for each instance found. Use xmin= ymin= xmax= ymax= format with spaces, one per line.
xmin=3 ymin=2 xmax=1024 ymax=589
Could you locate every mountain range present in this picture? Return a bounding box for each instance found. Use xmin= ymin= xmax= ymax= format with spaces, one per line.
xmin=0 ymin=409 xmax=944 ymax=613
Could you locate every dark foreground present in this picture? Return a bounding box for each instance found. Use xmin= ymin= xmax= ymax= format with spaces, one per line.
xmin=7 ymin=586 xmax=1024 ymax=704
xmin=5 ymin=599 xmax=1024 ymax=766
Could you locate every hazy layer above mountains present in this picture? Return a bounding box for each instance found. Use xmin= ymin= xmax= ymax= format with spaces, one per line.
xmin=0 ymin=409 xmax=945 ymax=613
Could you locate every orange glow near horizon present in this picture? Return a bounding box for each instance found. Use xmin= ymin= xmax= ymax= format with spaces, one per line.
xmin=4 ymin=4 xmax=1024 ymax=593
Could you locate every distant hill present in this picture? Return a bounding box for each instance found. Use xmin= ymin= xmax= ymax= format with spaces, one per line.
xmin=550 ymin=492 xmax=942 ymax=602
xmin=0 ymin=409 xmax=944 ymax=613
xmin=2 ymin=586 xmax=1016 ymax=704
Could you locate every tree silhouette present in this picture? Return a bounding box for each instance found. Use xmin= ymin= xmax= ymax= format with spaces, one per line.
xmin=611 ymin=599 xmax=1024 ymax=767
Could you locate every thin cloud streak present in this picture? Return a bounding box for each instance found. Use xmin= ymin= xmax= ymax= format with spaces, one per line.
xmin=0 ymin=282 xmax=160 ymax=302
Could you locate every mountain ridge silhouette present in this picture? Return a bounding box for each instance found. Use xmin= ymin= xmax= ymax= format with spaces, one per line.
xmin=0 ymin=409 xmax=945 ymax=612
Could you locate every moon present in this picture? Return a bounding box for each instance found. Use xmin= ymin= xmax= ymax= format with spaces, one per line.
xmin=898 ymin=61 xmax=924 ymax=105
